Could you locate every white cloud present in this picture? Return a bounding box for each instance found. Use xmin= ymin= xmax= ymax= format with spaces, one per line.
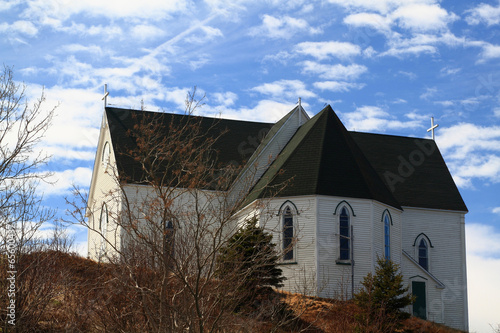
xmin=0 ymin=20 xmax=38 ymax=37
xmin=391 ymin=4 xmax=458 ymax=32
xmin=437 ymin=123 xmax=500 ymax=187
xmin=337 ymin=0 xmax=457 ymax=33
xmin=185 ymin=25 xmax=223 ymax=44
xmin=21 ymin=84 xmax=104 ymax=162
xmin=51 ymin=22 xmax=124 ymax=39
xmin=189 ymin=56 xmax=210 ymax=70
xmin=313 ymin=81 xmax=365 ymax=92
xmin=492 ymin=207 xmax=500 ymax=215
xmin=251 ymin=79 xmax=316 ymax=101
xmin=72 ymin=240 xmax=89 ymax=257
xmin=438 ymin=123 xmax=500 ymax=158
xmin=398 ymin=71 xmax=417 ymax=80
xmin=58 ymin=44 xmax=106 ymax=56
xmin=295 ymin=41 xmax=361 ymax=60
xmin=392 ymin=98 xmax=407 ymax=104
xmin=440 ymin=66 xmax=461 ymax=76
xmin=494 ymin=108 xmax=500 ymax=118
xmin=202 ymin=99 xmax=297 ymax=123
xmin=301 ymin=61 xmax=367 ymax=81
xmin=362 ymin=46 xmax=377 ymax=57
xmin=466 ymin=224 xmax=500 ymax=333
xmin=39 ymin=167 xmax=93 ymax=196
xmin=337 ymin=1 xmax=462 ymax=59
xmin=344 ymin=12 xmax=392 ymax=33
xmin=479 ymin=43 xmax=500 ymax=62
xmin=22 ymin=0 xmax=189 ymax=22
xmin=434 ymin=100 xmax=454 ymax=107
xmin=326 ymin=0 xmax=414 ymax=15
xmin=341 ymin=105 xmax=422 ymax=132
xmin=381 ymin=44 xmax=437 ymax=57
xmin=465 ymin=2 xmax=500 ymax=26
xmin=130 ymin=24 xmax=166 ymax=41
xmin=211 ymin=91 xmax=238 ymax=107
xmin=263 ymin=51 xmax=294 ymax=65
xmin=454 ymin=155 xmax=500 ymax=184
xmin=249 ymin=14 xmax=321 ymax=39
xmin=420 ymin=87 xmax=438 ymax=100
xmin=379 ymin=32 xmax=465 ymax=58
xmin=0 ymin=1 xmax=21 ymax=12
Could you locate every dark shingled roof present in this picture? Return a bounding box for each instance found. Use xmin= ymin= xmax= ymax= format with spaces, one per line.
xmin=243 ymin=105 xmax=402 ymax=209
xmin=105 ymin=107 xmax=272 ymax=184
xmin=105 ymin=105 xmax=467 ymax=212
xmin=350 ymin=132 xmax=468 ymax=212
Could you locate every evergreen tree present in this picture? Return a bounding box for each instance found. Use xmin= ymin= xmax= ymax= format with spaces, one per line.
xmin=217 ymin=217 xmax=285 ymax=302
xmin=354 ymin=257 xmax=415 ymax=330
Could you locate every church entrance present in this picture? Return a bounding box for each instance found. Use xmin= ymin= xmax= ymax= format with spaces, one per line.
xmin=412 ymin=281 xmax=427 ymax=319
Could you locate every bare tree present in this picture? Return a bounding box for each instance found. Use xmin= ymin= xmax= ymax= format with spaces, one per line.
xmin=66 ymin=89 xmax=307 ymax=332
xmin=0 ymin=65 xmax=59 ymax=331
xmin=0 ymin=65 xmax=56 ymax=250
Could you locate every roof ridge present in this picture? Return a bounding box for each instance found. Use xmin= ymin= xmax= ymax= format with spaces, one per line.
xmin=105 ymin=106 xmax=273 ymax=126
xmin=239 ymin=106 xmax=326 ymax=206
xmin=320 ymin=107 xmax=401 ymax=209
xmin=242 ymin=105 xmax=402 ymax=209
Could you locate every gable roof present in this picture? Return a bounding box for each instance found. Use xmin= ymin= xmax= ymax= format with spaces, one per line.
xmin=243 ymin=105 xmax=402 ymax=209
xmin=103 ymin=105 xmax=466 ymax=213
xmin=350 ymin=132 xmax=468 ymax=212
xmin=105 ymin=107 xmax=272 ymax=184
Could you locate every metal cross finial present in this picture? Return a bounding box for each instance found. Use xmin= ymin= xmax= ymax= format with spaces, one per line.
xmin=427 ymin=116 xmax=439 ymax=140
xmin=102 ymin=84 xmax=109 ymax=108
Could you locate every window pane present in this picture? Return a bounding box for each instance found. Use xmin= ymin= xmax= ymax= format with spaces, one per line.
xmin=384 ymin=215 xmax=390 ymax=260
xmin=339 ymin=207 xmax=350 ymax=260
xmin=418 ymin=239 xmax=428 ymax=270
xmin=283 ymin=208 xmax=293 ymax=260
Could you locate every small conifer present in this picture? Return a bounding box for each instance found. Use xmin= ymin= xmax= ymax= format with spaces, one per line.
xmin=217 ymin=217 xmax=285 ymax=303
xmin=354 ymin=257 xmax=415 ymax=330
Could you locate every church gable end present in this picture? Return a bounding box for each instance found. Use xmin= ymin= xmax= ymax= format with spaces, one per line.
xmin=351 ymin=132 xmax=467 ymax=212
xmin=244 ymin=105 xmax=401 ymax=210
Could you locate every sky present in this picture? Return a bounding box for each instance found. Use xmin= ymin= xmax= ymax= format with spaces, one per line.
xmin=1 ymin=0 xmax=499 ymax=331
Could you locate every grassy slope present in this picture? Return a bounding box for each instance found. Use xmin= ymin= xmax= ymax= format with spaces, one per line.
xmin=2 ymin=251 xmax=466 ymax=332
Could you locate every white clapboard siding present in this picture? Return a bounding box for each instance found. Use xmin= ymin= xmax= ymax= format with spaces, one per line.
xmin=315 ymin=197 xmax=403 ymax=299
xmin=228 ymin=107 xmax=308 ymax=204
xmin=259 ymin=196 xmax=317 ymax=296
xmin=401 ymin=207 xmax=468 ymax=331
xmin=87 ymin=114 xmax=123 ymax=260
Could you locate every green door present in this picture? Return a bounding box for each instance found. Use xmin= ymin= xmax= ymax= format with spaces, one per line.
xmin=412 ymin=281 xmax=427 ymax=319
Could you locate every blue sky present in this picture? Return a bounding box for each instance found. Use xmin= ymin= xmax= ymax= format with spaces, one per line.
xmin=1 ymin=0 xmax=500 ymax=331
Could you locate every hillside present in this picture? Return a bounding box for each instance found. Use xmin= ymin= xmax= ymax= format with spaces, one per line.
xmin=0 ymin=251 xmax=465 ymax=332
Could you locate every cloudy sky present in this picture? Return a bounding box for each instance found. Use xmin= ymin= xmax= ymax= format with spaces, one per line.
xmin=1 ymin=0 xmax=500 ymax=331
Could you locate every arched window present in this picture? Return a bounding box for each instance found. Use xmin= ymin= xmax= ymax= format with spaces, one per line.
xmin=283 ymin=207 xmax=294 ymax=261
xmin=99 ymin=203 xmax=108 ymax=259
xmin=102 ymin=141 xmax=110 ymax=169
xmin=384 ymin=213 xmax=391 ymax=260
xmin=166 ymin=220 xmax=175 ymax=258
xmin=339 ymin=207 xmax=350 ymax=260
xmin=99 ymin=203 xmax=108 ymax=234
xmin=418 ymin=238 xmax=428 ymax=270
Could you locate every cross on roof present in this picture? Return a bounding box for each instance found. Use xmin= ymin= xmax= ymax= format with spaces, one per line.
xmin=102 ymin=84 xmax=109 ymax=108
xmin=427 ymin=117 xmax=439 ymax=140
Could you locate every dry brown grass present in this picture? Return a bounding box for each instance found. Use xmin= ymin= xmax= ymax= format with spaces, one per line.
xmin=1 ymin=252 xmax=466 ymax=332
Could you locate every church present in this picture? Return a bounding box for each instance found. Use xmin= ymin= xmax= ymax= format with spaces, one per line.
xmin=87 ymin=103 xmax=468 ymax=331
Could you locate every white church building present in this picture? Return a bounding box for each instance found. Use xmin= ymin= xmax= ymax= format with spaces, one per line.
xmin=87 ymin=104 xmax=468 ymax=331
